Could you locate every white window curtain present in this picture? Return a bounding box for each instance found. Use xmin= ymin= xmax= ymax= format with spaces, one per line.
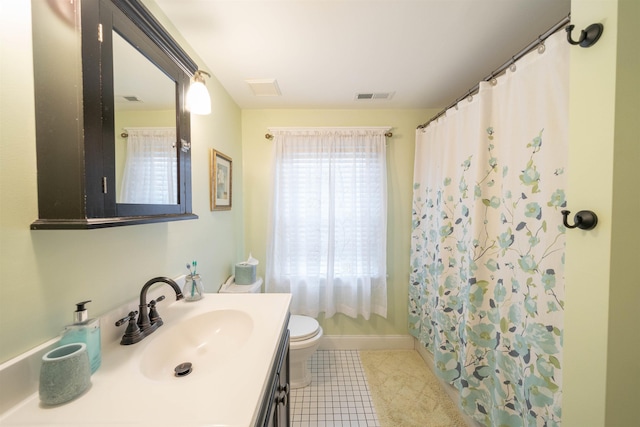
xmin=119 ymin=127 xmax=177 ymax=204
xmin=266 ymin=128 xmax=388 ymax=320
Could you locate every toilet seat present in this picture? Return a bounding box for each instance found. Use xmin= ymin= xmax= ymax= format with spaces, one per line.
xmin=289 ymin=315 xmax=320 ymax=342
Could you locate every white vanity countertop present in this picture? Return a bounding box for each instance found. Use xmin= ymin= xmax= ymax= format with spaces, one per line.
xmin=0 ymin=293 xmax=291 ymax=427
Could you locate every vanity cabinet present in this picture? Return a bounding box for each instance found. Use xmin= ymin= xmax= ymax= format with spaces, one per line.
xmin=256 ymin=317 xmax=290 ymax=427
xmin=30 ymin=0 xmax=198 ymax=229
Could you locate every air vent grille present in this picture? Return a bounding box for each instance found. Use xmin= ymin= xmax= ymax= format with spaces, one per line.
xmin=355 ymin=92 xmax=394 ymax=100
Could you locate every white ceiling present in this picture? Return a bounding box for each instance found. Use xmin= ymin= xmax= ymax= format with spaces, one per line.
xmin=154 ymin=0 xmax=571 ymax=110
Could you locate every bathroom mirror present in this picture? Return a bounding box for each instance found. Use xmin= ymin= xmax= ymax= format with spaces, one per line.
xmin=30 ymin=0 xmax=198 ymax=229
xmin=113 ymin=30 xmax=178 ymax=205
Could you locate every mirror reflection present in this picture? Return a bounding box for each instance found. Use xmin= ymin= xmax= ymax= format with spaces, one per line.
xmin=113 ymin=30 xmax=178 ymax=205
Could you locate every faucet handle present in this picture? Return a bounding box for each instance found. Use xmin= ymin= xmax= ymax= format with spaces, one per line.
xmin=149 ymin=295 xmax=166 ymax=306
xmin=115 ymin=311 xmax=144 ymax=345
xmin=148 ymin=296 xmax=165 ymax=328
xmin=115 ymin=311 xmax=137 ymax=327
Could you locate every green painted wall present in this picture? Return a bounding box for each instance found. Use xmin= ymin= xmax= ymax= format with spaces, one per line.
xmin=605 ymin=0 xmax=639 ymax=425
xmin=563 ymin=0 xmax=639 ymax=426
xmin=241 ymin=109 xmax=435 ymax=336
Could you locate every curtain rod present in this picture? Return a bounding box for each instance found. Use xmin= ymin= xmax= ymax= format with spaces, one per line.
xmin=265 ymin=127 xmax=392 ymax=139
xmin=265 ymin=132 xmax=393 ymax=139
xmin=417 ymin=13 xmax=571 ymax=130
xmin=119 ymin=126 xmax=176 ymax=138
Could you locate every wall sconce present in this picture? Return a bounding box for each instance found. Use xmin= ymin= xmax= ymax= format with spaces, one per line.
xmin=186 ymin=70 xmax=211 ymax=115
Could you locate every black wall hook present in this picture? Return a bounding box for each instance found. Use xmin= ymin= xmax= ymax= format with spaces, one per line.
xmin=562 ymin=210 xmax=598 ymax=230
xmin=566 ymin=23 xmax=604 ymax=47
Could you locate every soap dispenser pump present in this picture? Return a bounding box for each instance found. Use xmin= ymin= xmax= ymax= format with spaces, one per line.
xmin=59 ymin=300 xmax=101 ymax=374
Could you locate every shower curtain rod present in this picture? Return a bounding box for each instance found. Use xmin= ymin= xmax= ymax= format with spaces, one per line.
xmin=417 ymin=14 xmax=571 ymax=130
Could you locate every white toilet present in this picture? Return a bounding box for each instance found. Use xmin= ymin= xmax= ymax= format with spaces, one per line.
xmin=288 ymin=314 xmax=323 ymax=388
xmin=219 ymin=277 xmax=323 ymax=389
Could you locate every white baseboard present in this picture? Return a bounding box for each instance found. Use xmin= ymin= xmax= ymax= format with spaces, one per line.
xmin=319 ymin=334 xmax=414 ymax=351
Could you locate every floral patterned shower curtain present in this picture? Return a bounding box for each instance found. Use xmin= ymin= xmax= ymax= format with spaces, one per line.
xmin=409 ymin=31 xmax=568 ymax=427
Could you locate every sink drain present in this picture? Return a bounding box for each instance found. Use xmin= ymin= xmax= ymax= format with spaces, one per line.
xmin=174 ymin=362 xmax=193 ymax=377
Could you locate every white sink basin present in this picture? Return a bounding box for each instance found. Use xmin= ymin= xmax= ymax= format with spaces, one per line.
xmin=139 ymin=309 xmax=253 ymax=381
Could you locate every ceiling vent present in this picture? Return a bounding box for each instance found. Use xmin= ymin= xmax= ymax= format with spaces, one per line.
xmin=246 ymin=78 xmax=281 ymax=96
xmin=355 ymin=92 xmax=394 ymax=101
xmin=122 ymin=96 xmax=142 ymax=102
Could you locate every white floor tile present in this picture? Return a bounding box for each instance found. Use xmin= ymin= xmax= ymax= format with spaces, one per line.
xmin=290 ymin=350 xmax=380 ymax=427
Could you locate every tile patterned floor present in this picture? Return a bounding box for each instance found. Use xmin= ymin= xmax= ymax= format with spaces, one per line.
xmin=290 ymin=350 xmax=381 ymax=427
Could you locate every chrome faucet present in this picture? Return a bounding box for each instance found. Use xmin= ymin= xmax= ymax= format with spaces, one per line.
xmin=137 ymin=276 xmax=184 ymax=336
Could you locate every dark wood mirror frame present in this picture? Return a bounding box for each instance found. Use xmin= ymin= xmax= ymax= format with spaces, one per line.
xmin=30 ymin=0 xmax=199 ymax=229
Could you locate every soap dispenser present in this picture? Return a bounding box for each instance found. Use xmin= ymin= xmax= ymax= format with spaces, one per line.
xmin=59 ymin=300 xmax=101 ymax=374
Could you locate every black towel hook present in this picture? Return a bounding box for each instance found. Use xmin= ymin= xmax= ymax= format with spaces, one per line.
xmin=562 ymin=210 xmax=598 ymax=230
xmin=566 ymin=23 xmax=604 ymax=48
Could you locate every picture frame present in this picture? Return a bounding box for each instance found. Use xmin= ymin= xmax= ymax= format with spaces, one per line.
xmin=210 ymin=149 xmax=232 ymax=210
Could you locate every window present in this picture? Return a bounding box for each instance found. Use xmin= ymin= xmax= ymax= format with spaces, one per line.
xmin=265 ymin=128 xmax=388 ymax=320
xmin=119 ymin=127 xmax=177 ymax=204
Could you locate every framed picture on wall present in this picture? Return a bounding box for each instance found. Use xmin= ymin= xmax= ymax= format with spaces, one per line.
xmin=210 ymin=149 xmax=232 ymax=211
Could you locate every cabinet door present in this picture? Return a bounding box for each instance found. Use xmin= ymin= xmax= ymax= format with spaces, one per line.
xmin=256 ymin=329 xmax=289 ymax=427
xmin=276 ymin=336 xmax=290 ymax=426
xmin=265 ymin=377 xmax=277 ymax=427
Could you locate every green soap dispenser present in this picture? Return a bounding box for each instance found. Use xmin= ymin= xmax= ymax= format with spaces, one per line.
xmin=59 ymin=300 xmax=101 ymax=374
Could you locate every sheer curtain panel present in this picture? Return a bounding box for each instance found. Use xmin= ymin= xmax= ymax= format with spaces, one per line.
xmin=119 ymin=127 xmax=177 ymax=204
xmin=266 ymin=128 xmax=388 ymax=320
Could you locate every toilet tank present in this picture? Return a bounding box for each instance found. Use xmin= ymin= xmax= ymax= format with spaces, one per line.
xmin=218 ymin=276 xmax=263 ymax=293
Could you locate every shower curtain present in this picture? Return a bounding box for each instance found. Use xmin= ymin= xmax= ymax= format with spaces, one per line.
xmin=409 ymin=31 xmax=568 ymax=427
